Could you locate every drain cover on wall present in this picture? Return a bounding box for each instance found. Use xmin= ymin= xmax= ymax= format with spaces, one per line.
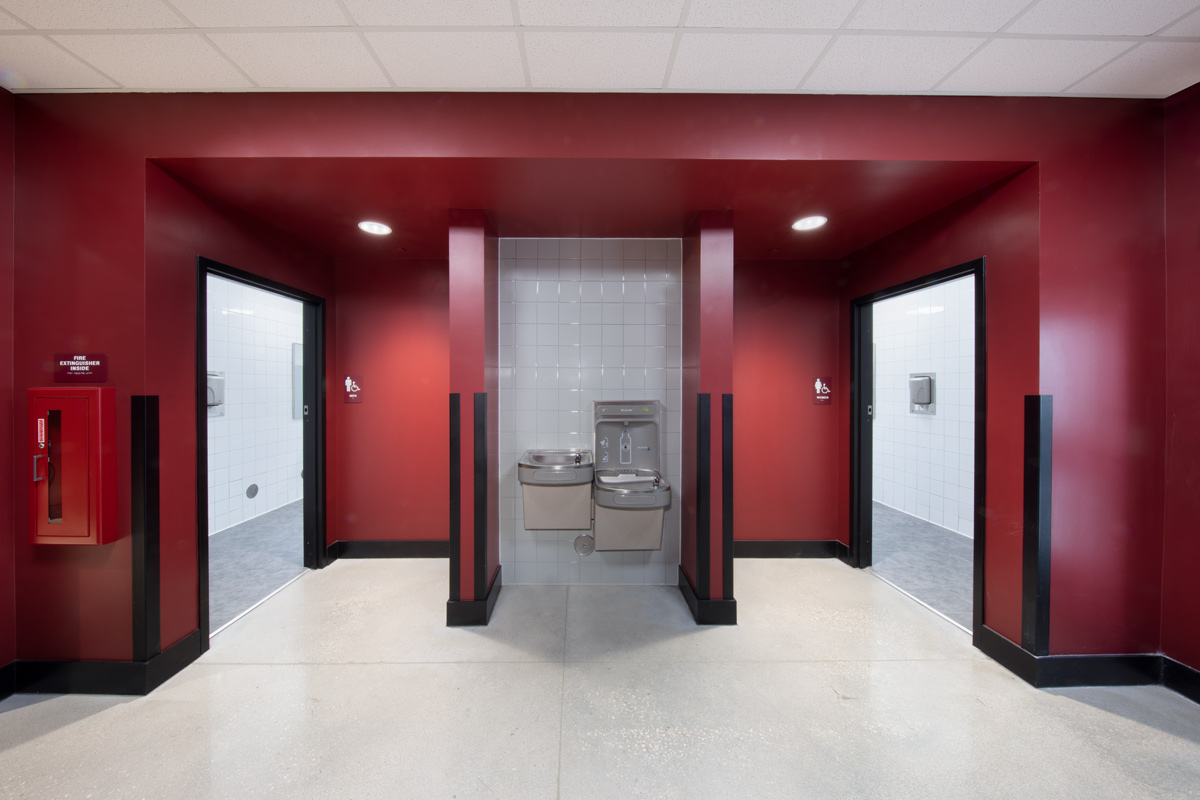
xmin=574 ymin=535 xmax=595 ymax=556
xmin=245 ymin=483 xmax=259 ymax=498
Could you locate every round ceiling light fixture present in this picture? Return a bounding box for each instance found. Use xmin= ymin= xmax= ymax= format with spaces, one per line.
xmin=358 ymin=220 xmax=392 ymax=235
xmin=792 ymin=215 xmax=828 ymax=231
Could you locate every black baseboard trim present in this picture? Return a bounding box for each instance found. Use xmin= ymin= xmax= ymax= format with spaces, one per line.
xmin=978 ymin=626 xmax=1200 ymax=702
xmin=678 ymin=566 xmax=737 ymax=626
xmin=14 ymin=630 xmax=204 ymax=696
xmin=327 ymin=540 xmax=449 ymax=560
xmin=446 ymin=566 xmax=503 ymax=627
xmin=734 ymin=540 xmax=846 ymax=559
xmin=0 ymin=661 xmax=14 ymax=702
xmin=1164 ymin=658 xmax=1200 ymax=706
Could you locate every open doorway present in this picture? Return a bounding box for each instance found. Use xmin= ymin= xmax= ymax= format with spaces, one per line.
xmin=850 ymin=259 xmax=986 ymax=636
xmin=196 ymin=257 xmax=327 ymax=641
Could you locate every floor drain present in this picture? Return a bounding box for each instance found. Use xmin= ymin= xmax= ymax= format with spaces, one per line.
xmin=574 ymin=535 xmax=595 ymax=556
xmin=245 ymin=483 xmax=259 ymax=498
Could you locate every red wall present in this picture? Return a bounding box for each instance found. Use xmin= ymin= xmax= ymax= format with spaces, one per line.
xmin=839 ymin=170 xmax=1041 ymax=645
xmin=144 ymin=166 xmax=334 ymax=651
xmin=8 ymin=90 xmax=1177 ymax=661
xmin=0 ymin=88 xmax=14 ymax=671
xmin=1162 ymin=84 xmax=1200 ymax=672
xmin=332 ymin=259 xmax=448 ymax=542
xmin=734 ymin=261 xmax=840 ymax=541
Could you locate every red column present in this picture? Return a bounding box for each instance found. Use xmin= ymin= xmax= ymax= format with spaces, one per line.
xmin=681 ymin=211 xmax=736 ymax=622
xmin=447 ymin=210 xmax=500 ymax=624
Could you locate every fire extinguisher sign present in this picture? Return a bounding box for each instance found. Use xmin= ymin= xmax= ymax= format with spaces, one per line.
xmin=53 ymin=353 xmax=108 ymax=382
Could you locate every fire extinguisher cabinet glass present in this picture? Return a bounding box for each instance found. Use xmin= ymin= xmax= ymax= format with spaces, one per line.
xmin=28 ymin=387 xmax=118 ymax=545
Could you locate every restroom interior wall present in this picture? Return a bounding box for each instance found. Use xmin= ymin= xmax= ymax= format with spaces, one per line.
xmin=839 ymin=169 xmax=1041 ymax=645
xmin=205 ymin=276 xmax=304 ymax=534
xmin=733 ymin=261 xmax=840 ymax=542
xmin=0 ymin=88 xmax=13 ymax=672
xmin=498 ymin=238 xmax=683 ymax=585
xmin=332 ymin=259 xmax=450 ymax=543
xmin=1162 ymin=83 xmax=1200 ymax=673
xmin=871 ymin=277 xmax=976 ymax=537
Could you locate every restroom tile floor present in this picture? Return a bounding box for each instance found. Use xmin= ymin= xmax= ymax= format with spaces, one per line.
xmin=2 ymin=559 xmax=1199 ymax=799
xmin=872 ymin=500 xmax=974 ymax=629
xmin=208 ymin=500 xmax=305 ymax=632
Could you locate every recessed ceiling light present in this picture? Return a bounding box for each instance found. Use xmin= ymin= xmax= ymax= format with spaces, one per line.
xmin=358 ymin=220 xmax=392 ymax=235
xmin=792 ymin=216 xmax=828 ymax=231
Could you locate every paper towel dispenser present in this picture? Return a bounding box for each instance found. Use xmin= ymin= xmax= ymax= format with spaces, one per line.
xmin=206 ymin=372 xmax=224 ymax=407
xmin=909 ymin=373 xmax=935 ymax=415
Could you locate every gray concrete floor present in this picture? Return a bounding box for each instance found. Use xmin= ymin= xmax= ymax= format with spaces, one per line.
xmin=208 ymin=500 xmax=305 ymax=633
xmin=2 ymin=559 xmax=1198 ymax=799
xmin=872 ymin=501 xmax=974 ymax=629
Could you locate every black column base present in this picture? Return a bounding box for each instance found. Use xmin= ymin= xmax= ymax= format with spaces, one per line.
xmin=13 ymin=630 xmax=203 ymax=696
xmin=446 ymin=566 xmax=503 ymax=627
xmin=733 ymin=540 xmax=849 ymax=559
xmin=678 ymin=566 xmax=737 ymax=625
xmin=0 ymin=661 xmax=14 ymax=702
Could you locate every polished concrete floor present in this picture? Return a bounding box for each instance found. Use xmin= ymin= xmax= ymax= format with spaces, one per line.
xmin=871 ymin=501 xmax=974 ymax=629
xmin=209 ymin=500 xmax=306 ymax=633
xmin=2 ymin=559 xmax=1198 ymax=799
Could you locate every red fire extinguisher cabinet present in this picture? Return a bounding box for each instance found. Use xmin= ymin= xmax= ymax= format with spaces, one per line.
xmin=28 ymin=387 xmax=118 ymax=545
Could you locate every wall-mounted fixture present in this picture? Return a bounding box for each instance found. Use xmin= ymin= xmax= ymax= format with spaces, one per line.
xmin=358 ymin=220 xmax=392 ymax=235
xmin=792 ymin=215 xmax=828 ymax=231
xmin=909 ymin=372 xmax=935 ymax=415
xmin=207 ymin=371 xmax=225 ymax=417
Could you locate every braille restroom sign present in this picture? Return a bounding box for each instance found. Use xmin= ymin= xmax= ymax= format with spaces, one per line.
xmin=813 ymin=377 xmax=832 ymax=405
xmin=344 ymin=375 xmax=363 ymax=403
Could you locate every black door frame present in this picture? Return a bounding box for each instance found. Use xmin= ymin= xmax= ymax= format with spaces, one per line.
xmin=196 ymin=256 xmax=328 ymax=648
xmin=849 ymin=257 xmax=987 ymax=640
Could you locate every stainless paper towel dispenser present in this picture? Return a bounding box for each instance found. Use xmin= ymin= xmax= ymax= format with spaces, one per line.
xmin=909 ymin=373 xmax=935 ymax=415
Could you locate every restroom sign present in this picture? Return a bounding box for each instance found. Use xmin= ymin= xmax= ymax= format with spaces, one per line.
xmin=813 ymin=377 xmax=832 ymax=405
xmin=344 ymin=375 xmax=363 ymax=403
xmin=54 ymin=353 xmax=108 ymax=382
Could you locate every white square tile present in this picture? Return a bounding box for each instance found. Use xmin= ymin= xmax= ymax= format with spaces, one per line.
xmin=1070 ymin=42 xmax=1200 ymax=97
xmin=937 ymin=38 xmax=1133 ymax=94
xmin=525 ymin=32 xmax=674 ymax=90
xmin=686 ymin=0 xmax=859 ymax=28
xmin=805 ymin=35 xmax=983 ymax=93
xmin=670 ymin=33 xmax=831 ymax=91
xmin=1007 ymin=0 xmax=1199 ymax=36
xmin=848 ymin=0 xmax=1030 ymax=32
xmin=343 ymin=0 xmax=513 ymax=25
xmin=209 ymin=32 xmax=389 ymax=88
xmin=2 ymin=0 xmax=185 ymax=28
xmin=367 ymin=32 xmax=525 ymax=89
xmin=0 ymin=36 xmax=117 ymax=89
xmin=518 ymin=0 xmax=684 ymax=26
xmin=171 ymin=0 xmax=350 ymax=26
xmin=52 ymin=33 xmax=252 ymax=89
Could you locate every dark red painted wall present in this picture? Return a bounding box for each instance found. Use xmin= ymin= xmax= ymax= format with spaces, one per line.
xmin=734 ymin=261 xmax=841 ymax=541
xmin=0 ymin=88 xmax=14 ymax=670
xmin=145 ymin=166 xmax=334 ymax=650
xmin=8 ymin=90 xmax=1176 ymax=660
xmin=1162 ymin=85 xmax=1200 ymax=672
xmin=331 ymin=259 xmax=448 ymax=543
xmin=839 ymin=170 xmax=1041 ymax=645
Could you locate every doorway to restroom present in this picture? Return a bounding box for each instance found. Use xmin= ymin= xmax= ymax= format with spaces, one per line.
xmin=197 ymin=257 xmax=327 ymax=641
xmin=849 ymin=259 xmax=986 ymax=636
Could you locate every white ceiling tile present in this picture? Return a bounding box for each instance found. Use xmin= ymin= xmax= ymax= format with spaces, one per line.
xmin=1070 ymin=42 xmax=1200 ymax=97
xmin=0 ymin=35 xmax=117 ymax=89
xmin=169 ymin=0 xmax=350 ymax=28
xmin=848 ymin=0 xmax=1030 ymax=32
xmin=208 ymin=32 xmax=388 ymax=88
xmin=1160 ymin=7 xmax=1200 ymax=35
xmin=0 ymin=9 xmax=24 ymax=28
xmin=1007 ymin=0 xmax=1200 ymax=36
xmin=52 ymin=33 xmax=251 ymax=89
xmin=805 ymin=35 xmax=984 ymax=93
xmin=366 ymin=32 xmax=525 ymax=88
xmin=342 ymin=0 xmax=513 ymax=26
xmin=669 ymin=33 xmax=829 ymax=91
xmin=517 ymin=0 xmax=685 ymax=27
xmin=0 ymin=0 xmax=186 ymax=30
xmin=525 ymin=32 xmax=674 ymax=89
xmin=938 ymin=38 xmax=1133 ymax=94
xmin=685 ymin=0 xmax=861 ymax=29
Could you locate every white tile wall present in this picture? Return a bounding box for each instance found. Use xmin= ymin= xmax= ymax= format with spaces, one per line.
xmin=871 ymin=276 xmax=976 ymax=537
xmin=206 ymin=275 xmax=305 ymax=535
xmin=499 ymin=238 xmax=683 ymax=585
